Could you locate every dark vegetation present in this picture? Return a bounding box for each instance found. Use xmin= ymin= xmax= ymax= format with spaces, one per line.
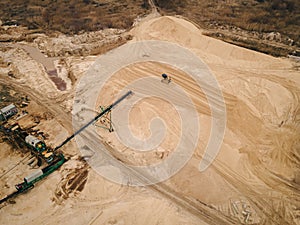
xmin=0 ymin=0 xmax=150 ymax=34
xmin=155 ymin=0 xmax=299 ymax=44
xmin=155 ymin=0 xmax=300 ymax=56
xmin=0 ymin=0 xmax=298 ymax=56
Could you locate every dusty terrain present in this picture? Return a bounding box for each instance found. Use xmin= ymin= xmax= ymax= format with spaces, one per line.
xmin=0 ymin=5 xmax=300 ymax=225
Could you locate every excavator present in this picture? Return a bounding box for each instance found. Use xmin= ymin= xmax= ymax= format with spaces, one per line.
xmin=161 ymin=73 xmax=172 ymax=84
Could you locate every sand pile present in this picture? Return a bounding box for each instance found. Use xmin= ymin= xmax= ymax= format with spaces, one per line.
xmin=0 ymin=16 xmax=299 ymax=225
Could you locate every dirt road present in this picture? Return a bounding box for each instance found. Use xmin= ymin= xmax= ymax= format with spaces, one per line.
xmin=0 ymin=15 xmax=299 ymax=225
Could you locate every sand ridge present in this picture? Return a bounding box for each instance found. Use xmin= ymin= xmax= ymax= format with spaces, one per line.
xmin=0 ymin=15 xmax=299 ymax=225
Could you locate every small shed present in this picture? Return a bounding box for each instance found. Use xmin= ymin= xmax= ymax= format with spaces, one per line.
xmin=0 ymin=103 xmax=18 ymax=121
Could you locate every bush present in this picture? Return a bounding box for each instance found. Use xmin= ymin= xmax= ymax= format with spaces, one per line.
xmin=0 ymin=0 xmax=150 ymax=34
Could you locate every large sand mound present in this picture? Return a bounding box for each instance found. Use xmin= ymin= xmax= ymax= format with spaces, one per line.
xmin=132 ymin=16 xmax=293 ymax=70
xmin=88 ymin=16 xmax=299 ymax=224
xmin=1 ymin=16 xmax=299 ymax=225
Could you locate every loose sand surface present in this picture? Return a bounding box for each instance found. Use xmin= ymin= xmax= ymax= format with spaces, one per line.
xmin=0 ymin=16 xmax=299 ymax=225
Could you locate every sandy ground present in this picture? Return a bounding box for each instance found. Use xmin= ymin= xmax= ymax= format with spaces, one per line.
xmin=0 ymin=15 xmax=299 ymax=225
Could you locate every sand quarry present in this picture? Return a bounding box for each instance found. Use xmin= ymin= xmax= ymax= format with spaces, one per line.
xmin=0 ymin=16 xmax=300 ymax=225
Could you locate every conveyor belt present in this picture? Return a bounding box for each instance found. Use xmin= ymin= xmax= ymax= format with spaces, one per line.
xmin=54 ymin=90 xmax=133 ymax=151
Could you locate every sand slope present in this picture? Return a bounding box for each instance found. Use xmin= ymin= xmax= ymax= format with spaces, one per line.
xmin=1 ymin=16 xmax=299 ymax=225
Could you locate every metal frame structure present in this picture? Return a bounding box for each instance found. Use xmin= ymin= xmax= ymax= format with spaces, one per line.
xmin=94 ymin=106 xmax=114 ymax=132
